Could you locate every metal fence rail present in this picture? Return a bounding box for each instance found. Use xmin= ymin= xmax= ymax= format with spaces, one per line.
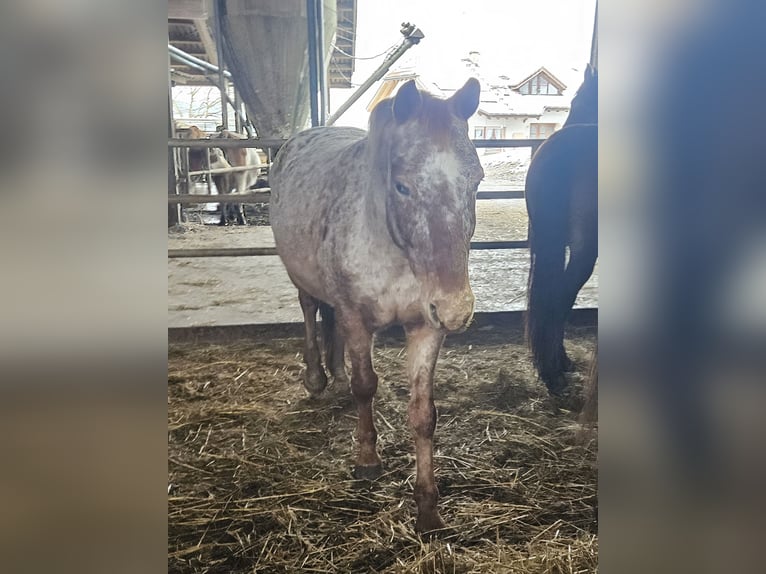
xmin=168 ymin=138 xmax=543 ymax=259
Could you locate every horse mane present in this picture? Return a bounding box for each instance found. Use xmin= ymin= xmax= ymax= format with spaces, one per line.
xmin=367 ymin=91 xmax=454 ymax=185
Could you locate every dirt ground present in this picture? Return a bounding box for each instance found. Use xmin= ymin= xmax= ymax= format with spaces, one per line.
xmin=168 ymin=198 xmax=598 ymax=327
xmin=168 ymin=325 xmax=598 ymax=573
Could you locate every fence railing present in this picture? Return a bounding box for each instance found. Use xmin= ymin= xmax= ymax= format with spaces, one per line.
xmin=168 ymin=137 xmax=544 ymax=258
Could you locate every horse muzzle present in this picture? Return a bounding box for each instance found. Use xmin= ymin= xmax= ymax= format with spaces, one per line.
xmin=426 ymin=288 xmax=475 ymax=333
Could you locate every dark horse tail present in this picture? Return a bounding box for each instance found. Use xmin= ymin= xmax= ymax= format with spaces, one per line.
xmin=526 ymin=195 xmax=570 ymax=395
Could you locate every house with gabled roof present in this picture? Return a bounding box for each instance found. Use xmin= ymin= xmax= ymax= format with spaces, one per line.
xmin=365 ymin=54 xmax=574 ymax=147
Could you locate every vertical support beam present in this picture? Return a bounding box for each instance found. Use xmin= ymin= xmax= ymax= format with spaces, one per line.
xmin=215 ymin=0 xmax=229 ymax=131
xmin=306 ymin=0 xmax=320 ymax=128
xmin=234 ymin=88 xmax=243 ymax=133
xmin=590 ymin=2 xmax=598 ymax=69
xmin=168 ymin=51 xmax=181 ymax=227
xmin=314 ymin=0 xmax=327 ymax=125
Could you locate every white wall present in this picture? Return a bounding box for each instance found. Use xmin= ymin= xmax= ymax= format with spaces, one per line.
xmin=468 ymin=108 xmax=571 ymax=141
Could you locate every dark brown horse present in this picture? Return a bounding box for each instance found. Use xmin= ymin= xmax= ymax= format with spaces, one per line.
xmin=525 ymin=65 xmax=597 ymax=395
xmin=270 ymin=79 xmax=482 ymax=533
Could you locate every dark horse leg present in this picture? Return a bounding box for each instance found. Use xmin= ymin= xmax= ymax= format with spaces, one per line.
xmin=558 ymin=240 xmax=598 ymax=371
xmin=234 ymin=202 xmax=247 ymax=226
xmin=340 ymin=312 xmax=382 ymax=480
xmin=319 ymin=303 xmax=348 ymax=384
xmin=298 ymin=289 xmax=328 ymax=397
xmin=233 ymin=174 xmax=248 ymax=225
xmin=405 ymin=323 xmax=447 ymax=534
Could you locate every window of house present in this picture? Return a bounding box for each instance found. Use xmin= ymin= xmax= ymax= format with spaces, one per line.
xmin=473 ymin=127 xmax=485 ymax=139
xmin=529 ymin=123 xmax=557 ymax=138
xmin=486 ymin=127 xmax=505 ymax=139
xmin=518 ymin=75 xmax=561 ymax=96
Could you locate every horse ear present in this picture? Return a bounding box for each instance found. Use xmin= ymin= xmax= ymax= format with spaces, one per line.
xmin=392 ymin=80 xmax=422 ymax=123
xmin=450 ymin=77 xmax=481 ymax=120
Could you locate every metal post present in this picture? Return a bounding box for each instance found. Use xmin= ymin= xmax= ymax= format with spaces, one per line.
xmin=168 ymin=50 xmax=181 ymax=227
xmin=215 ymin=0 xmax=229 ymax=131
xmin=306 ymin=0 xmax=320 ymax=127
xmin=234 ymin=88 xmax=243 ymax=133
xmin=315 ymin=0 xmax=327 ymax=125
xmin=590 ymin=2 xmax=598 ymax=69
xmin=326 ymin=24 xmax=424 ymax=126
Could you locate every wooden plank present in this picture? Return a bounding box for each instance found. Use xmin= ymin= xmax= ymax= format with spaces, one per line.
xmin=476 ymin=190 xmax=524 ymax=200
xmin=472 ymin=138 xmax=544 ymax=148
xmin=168 ymin=0 xmax=208 ymax=20
xmin=168 ymin=247 xmax=278 ymax=258
xmin=470 ymin=240 xmax=528 ymax=250
xmin=167 ymin=309 xmax=598 ymax=345
xmin=167 ymin=241 xmax=528 ymax=259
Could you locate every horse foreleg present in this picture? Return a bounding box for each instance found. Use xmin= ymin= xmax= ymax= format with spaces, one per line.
xmin=342 ymin=314 xmax=382 ymax=479
xmin=298 ymin=290 xmax=328 ymax=397
xmin=405 ymin=323 xmax=447 ymax=534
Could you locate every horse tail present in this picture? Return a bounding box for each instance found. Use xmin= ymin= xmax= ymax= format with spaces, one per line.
xmin=318 ymin=302 xmax=336 ymax=364
xmin=526 ymin=195 xmax=569 ymax=393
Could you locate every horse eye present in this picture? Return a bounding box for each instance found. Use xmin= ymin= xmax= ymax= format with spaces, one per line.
xmin=394 ymin=182 xmax=411 ymax=196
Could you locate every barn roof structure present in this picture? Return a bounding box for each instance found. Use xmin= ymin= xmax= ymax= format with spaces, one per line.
xmin=168 ymin=0 xmax=357 ymax=88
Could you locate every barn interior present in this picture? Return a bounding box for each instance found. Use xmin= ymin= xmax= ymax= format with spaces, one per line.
xmin=167 ymin=2 xmax=598 ymax=572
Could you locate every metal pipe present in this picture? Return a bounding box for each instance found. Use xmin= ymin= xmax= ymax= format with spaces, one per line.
xmin=168 ymin=44 xmax=232 ymax=78
xmin=169 ymin=192 xmax=271 ymax=205
xmin=234 ymin=89 xmax=243 ymax=133
xmin=169 ymin=51 xmax=212 ymax=74
xmin=590 ymin=2 xmax=598 ymax=69
xmin=168 ymin=50 xmax=181 ymax=227
xmin=315 ymin=0 xmax=327 ymax=125
xmin=169 ymin=138 xmax=286 ymax=149
xmin=306 ymin=0 xmax=320 ymax=127
xmin=187 ymin=165 xmax=264 ymax=177
xmin=326 ymin=23 xmax=424 ymax=126
xmin=169 ymin=189 xmax=525 ymax=204
xmin=214 ymin=0 xmax=228 ymax=130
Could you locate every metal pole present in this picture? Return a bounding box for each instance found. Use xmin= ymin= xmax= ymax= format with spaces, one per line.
xmin=234 ymin=88 xmax=243 ymax=133
xmin=168 ymin=45 xmax=232 ymax=77
xmin=326 ymin=24 xmax=424 ymax=126
xmin=215 ymin=0 xmax=229 ymax=131
xmin=590 ymin=2 xmax=598 ymax=69
xmin=168 ymin=49 xmax=182 ymax=227
xmin=315 ymin=0 xmax=327 ymax=125
xmin=306 ymin=0 xmax=320 ymax=127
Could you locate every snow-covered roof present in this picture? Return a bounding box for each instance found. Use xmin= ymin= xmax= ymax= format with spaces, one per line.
xmin=370 ymin=57 xmax=572 ymax=119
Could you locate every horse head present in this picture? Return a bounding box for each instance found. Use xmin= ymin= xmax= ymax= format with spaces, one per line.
xmin=368 ymin=78 xmax=483 ymax=332
xmin=566 ymin=64 xmax=598 ymax=126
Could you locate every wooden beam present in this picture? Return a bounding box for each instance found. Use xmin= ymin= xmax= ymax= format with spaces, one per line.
xmin=168 ymin=0 xmax=208 ymax=20
xmin=194 ymin=18 xmax=218 ymax=66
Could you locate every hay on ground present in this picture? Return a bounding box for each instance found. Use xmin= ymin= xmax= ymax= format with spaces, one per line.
xmin=168 ymin=326 xmax=597 ymax=573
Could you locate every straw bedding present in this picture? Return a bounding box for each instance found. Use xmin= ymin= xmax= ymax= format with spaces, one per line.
xmin=168 ymin=326 xmax=597 ymax=573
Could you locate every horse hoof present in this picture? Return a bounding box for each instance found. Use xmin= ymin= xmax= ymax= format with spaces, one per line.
xmin=545 ymin=375 xmax=568 ymax=397
xmin=303 ymin=370 xmax=328 ymax=397
xmin=332 ymin=371 xmax=349 ymax=385
xmin=415 ymin=513 xmax=448 ymax=537
xmin=353 ymin=463 xmax=383 ymax=481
